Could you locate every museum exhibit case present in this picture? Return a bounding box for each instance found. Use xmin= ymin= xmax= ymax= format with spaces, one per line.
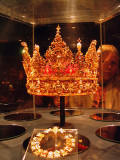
xmin=0 ymin=1 xmax=120 ymax=160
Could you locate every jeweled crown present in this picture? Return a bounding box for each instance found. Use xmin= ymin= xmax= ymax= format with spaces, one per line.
xmin=21 ymin=25 xmax=100 ymax=96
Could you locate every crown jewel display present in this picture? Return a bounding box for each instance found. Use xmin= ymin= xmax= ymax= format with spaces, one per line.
xmin=21 ymin=25 xmax=99 ymax=96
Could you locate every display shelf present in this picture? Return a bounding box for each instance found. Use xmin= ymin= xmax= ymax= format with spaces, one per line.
xmin=0 ymin=124 xmax=26 ymax=141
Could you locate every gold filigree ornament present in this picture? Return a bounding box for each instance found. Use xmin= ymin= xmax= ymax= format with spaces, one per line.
xmin=21 ymin=25 xmax=100 ymax=96
xmin=30 ymin=127 xmax=76 ymax=158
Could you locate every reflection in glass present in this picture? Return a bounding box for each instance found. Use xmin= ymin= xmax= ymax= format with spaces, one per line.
xmin=4 ymin=112 xmax=41 ymax=121
xmin=90 ymin=113 xmax=120 ymax=121
xmin=50 ymin=109 xmax=84 ymax=117
xmin=96 ymin=125 xmax=120 ymax=143
xmin=0 ymin=124 xmax=26 ymax=141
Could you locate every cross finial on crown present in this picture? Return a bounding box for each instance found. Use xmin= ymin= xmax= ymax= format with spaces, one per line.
xmin=56 ymin=24 xmax=61 ymax=31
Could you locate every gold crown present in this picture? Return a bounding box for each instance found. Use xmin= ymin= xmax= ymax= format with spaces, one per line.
xmin=21 ymin=25 xmax=100 ymax=96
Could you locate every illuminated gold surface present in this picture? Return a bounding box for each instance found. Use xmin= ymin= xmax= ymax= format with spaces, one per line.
xmin=30 ymin=127 xmax=76 ymax=158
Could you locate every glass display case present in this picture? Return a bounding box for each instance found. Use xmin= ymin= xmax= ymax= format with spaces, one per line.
xmin=0 ymin=1 xmax=120 ymax=160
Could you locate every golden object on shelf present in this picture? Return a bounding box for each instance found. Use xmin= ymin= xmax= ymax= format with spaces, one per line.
xmin=21 ymin=25 xmax=100 ymax=96
xmin=30 ymin=127 xmax=76 ymax=158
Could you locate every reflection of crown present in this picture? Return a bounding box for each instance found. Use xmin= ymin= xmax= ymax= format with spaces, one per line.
xmin=21 ymin=25 xmax=99 ymax=96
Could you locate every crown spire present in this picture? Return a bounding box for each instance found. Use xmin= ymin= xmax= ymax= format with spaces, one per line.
xmin=56 ymin=24 xmax=61 ymax=32
xmin=77 ymin=38 xmax=82 ymax=51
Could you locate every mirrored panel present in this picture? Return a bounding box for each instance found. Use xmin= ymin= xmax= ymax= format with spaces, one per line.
xmin=0 ymin=124 xmax=26 ymax=141
xmin=95 ymin=125 xmax=120 ymax=143
xmin=90 ymin=112 xmax=120 ymax=121
xmin=50 ymin=109 xmax=84 ymax=117
xmin=4 ymin=112 xmax=41 ymax=121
